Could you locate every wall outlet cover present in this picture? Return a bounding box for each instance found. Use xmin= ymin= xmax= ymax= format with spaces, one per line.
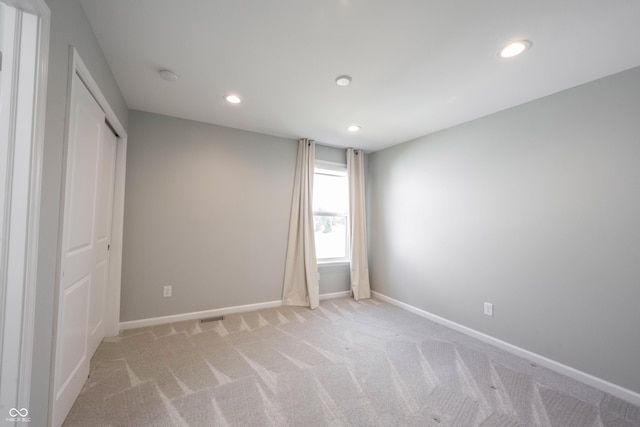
xmin=484 ymin=302 xmax=494 ymax=316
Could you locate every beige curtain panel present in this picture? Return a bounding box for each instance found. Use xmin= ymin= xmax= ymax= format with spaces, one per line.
xmin=282 ymin=139 xmax=320 ymax=309
xmin=347 ymin=148 xmax=371 ymax=300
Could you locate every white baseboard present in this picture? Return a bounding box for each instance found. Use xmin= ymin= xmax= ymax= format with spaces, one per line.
xmin=371 ymin=291 xmax=640 ymax=407
xmin=320 ymin=290 xmax=351 ymax=300
xmin=120 ymin=299 xmax=282 ymax=330
xmin=120 ymin=290 xmax=352 ymax=331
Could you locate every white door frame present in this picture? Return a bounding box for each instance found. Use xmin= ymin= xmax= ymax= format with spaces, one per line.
xmin=49 ymin=48 xmax=127 ymax=425
xmin=62 ymin=48 xmax=128 ymax=339
xmin=54 ymin=47 xmax=127 ymax=343
xmin=0 ymin=0 xmax=50 ymax=419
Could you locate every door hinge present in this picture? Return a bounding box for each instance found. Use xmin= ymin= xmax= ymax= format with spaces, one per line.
xmin=107 ymin=244 xmax=110 ymax=251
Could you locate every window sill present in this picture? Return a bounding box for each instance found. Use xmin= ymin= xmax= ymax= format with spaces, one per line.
xmin=317 ymin=260 xmax=350 ymax=267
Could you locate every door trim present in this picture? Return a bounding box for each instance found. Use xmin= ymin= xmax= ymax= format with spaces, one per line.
xmin=0 ymin=0 xmax=50 ymax=417
xmin=65 ymin=47 xmax=127 ymax=338
xmin=50 ymin=48 xmax=127 ymax=425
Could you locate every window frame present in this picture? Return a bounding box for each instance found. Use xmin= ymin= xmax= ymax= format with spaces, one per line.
xmin=313 ymin=160 xmax=350 ymax=265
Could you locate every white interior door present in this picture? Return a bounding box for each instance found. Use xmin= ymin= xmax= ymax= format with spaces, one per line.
xmin=53 ymin=72 xmax=115 ymax=426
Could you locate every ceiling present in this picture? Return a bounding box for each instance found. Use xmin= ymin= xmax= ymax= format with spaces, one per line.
xmin=79 ymin=0 xmax=640 ymax=152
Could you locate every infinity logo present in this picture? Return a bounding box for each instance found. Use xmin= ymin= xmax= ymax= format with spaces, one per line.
xmin=9 ymin=408 xmax=28 ymax=417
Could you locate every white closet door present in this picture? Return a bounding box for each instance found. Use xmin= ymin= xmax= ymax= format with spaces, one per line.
xmin=53 ymin=73 xmax=113 ymax=426
xmin=88 ymin=122 xmax=117 ymax=356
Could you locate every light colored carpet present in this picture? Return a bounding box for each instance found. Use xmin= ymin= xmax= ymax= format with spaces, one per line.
xmin=64 ymin=297 xmax=640 ymax=426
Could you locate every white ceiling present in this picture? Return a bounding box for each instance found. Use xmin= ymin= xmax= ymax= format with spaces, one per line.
xmin=79 ymin=0 xmax=640 ymax=152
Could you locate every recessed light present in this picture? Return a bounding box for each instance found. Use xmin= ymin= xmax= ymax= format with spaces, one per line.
xmin=499 ymin=40 xmax=531 ymax=58
xmin=347 ymin=125 xmax=361 ymax=132
xmin=335 ymin=75 xmax=352 ymax=86
xmin=159 ymin=69 xmax=179 ymax=81
xmin=225 ymin=94 xmax=241 ymax=104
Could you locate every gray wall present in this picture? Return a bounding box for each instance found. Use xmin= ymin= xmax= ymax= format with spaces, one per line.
xmin=122 ymin=111 xmax=350 ymax=322
xmin=316 ymin=143 xmax=347 ymax=164
xmin=319 ymin=263 xmax=350 ymax=294
xmin=367 ymin=66 xmax=640 ymax=394
xmin=32 ymin=0 xmax=129 ymax=423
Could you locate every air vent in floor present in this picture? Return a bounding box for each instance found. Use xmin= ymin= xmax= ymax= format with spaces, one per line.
xmin=200 ymin=315 xmax=224 ymax=323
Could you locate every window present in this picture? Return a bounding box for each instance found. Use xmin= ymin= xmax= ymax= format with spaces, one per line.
xmin=313 ymin=162 xmax=349 ymax=263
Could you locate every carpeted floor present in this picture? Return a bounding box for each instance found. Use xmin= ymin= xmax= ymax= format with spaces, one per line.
xmin=63 ymin=297 xmax=640 ymax=426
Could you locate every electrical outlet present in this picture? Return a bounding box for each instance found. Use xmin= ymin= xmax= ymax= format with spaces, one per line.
xmin=484 ymin=302 xmax=493 ymax=317
xmin=163 ymin=285 xmax=172 ymax=297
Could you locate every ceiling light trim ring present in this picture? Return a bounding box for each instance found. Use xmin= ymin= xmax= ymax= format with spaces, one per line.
xmin=225 ymin=94 xmax=242 ymax=104
xmin=499 ymin=40 xmax=532 ymax=58
xmin=335 ymin=75 xmax=352 ymax=86
xmin=159 ymin=69 xmax=179 ymax=81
